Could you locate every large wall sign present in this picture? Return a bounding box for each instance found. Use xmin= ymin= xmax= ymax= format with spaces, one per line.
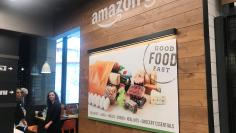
xmin=88 ymin=29 xmax=179 ymax=133
xmin=91 ymin=0 xmax=156 ymax=28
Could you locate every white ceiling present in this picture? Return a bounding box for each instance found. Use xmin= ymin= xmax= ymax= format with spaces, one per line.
xmin=0 ymin=0 xmax=83 ymax=17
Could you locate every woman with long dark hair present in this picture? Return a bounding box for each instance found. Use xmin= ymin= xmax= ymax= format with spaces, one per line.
xmin=44 ymin=91 xmax=61 ymax=133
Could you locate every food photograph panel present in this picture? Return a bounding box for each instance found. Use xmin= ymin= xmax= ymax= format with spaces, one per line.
xmin=88 ymin=35 xmax=179 ymax=133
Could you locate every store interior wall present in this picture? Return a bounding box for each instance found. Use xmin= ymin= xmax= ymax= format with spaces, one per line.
xmin=54 ymin=0 xmax=210 ymax=132
xmin=0 ymin=0 xmax=217 ymax=132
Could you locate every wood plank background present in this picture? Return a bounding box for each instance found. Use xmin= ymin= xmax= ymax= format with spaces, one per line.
xmin=54 ymin=0 xmax=209 ymax=132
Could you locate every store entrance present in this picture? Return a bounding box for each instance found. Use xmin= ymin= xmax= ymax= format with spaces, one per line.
xmin=225 ymin=15 xmax=236 ymax=133
xmin=215 ymin=15 xmax=236 ymax=133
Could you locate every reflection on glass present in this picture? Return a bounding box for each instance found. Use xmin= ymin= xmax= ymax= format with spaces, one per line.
xmin=54 ymin=32 xmax=80 ymax=104
xmin=55 ymin=39 xmax=63 ymax=100
xmin=66 ymin=36 xmax=80 ymax=103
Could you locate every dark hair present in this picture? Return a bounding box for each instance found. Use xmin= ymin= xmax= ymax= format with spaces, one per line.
xmin=47 ymin=91 xmax=60 ymax=107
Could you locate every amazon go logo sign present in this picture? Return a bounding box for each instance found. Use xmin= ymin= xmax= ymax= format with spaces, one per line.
xmin=143 ymin=39 xmax=177 ymax=84
xmin=92 ymin=0 xmax=156 ymax=28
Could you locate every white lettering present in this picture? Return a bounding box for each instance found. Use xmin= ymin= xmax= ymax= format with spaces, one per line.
xmin=0 ymin=65 xmax=7 ymax=71
xmin=132 ymin=0 xmax=141 ymax=8
xmin=0 ymin=90 xmax=8 ymax=96
xmin=98 ymin=8 xmax=108 ymax=22
xmin=97 ymin=14 xmax=122 ymax=28
xmin=109 ymin=4 xmax=116 ymax=17
xmin=123 ymin=0 xmax=132 ymax=11
xmin=116 ymin=0 xmax=123 ymax=14
xmin=92 ymin=12 xmax=98 ymax=24
xmin=3 ymin=90 xmax=8 ymax=95
xmin=92 ymin=0 xmax=156 ymax=27
xmin=144 ymin=0 xmax=156 ymax=8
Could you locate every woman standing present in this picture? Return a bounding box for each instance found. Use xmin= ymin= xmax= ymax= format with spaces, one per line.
xmin=15 ymin=88 xmax=27 ymax=132
xmin=44 ymin=91 xmax=61 ymax=133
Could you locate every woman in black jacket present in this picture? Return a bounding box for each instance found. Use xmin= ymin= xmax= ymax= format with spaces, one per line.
xmin=44 ymin=91 xmax=61 ymax=133
xmin=15 ymin=88 xmax=28 ymax=132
